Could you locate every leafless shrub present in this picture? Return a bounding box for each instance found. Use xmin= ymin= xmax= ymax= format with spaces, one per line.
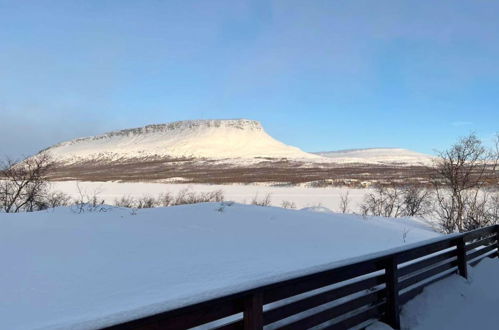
xmin=360 ymin=186 xmax=404 ymax=218
xmin=157 ymin=192 xmax=173 ymax=207
xmin=402 ymin=227 xmax=410 ymax=243
xmin=71 ymin=182 xmax=108 ymax=213
xmin=199 ymin=190 xmax=225 ymax=203
xmin=173 ymin=188 xmax=189 ymax=205
xmin=281 ymin=200 xmax=296 ymax=209
xmin=0 ymin=153 xmax=54 ymax=213
xmin=43 ymin=191 xmax=71 ymax=209
xmin=251 ymin=193 xmax=272 ymax=206
xmin=172 ymin=189 xmax=224 ymax=205
xmin=112 ymin=189 xmax=225 ymax=209
xmin=360 ymin=185 xmax=432 ymax=218
xmin=489 ymin=193 xmax=499 ymax=222
xmin=136 ymin=195 xmax=157 ymax=209
xmin=114 ymin=195 xmax=136 ymax=208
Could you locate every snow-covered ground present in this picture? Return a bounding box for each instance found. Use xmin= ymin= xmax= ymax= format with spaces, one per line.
xmin=369 ymin=257 xmax=499 ymax=330
xmin=51 ymin=181 xmax=370 ymax=212
xmin=0 ymin=203 xmax=438 ymax=329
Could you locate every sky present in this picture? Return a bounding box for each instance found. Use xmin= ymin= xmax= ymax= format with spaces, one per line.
xmin=1 ymin=0 xmax=498 ymax=158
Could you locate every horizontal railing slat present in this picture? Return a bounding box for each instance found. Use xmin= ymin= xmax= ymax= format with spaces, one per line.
xmin=275 ymin=289 xmax=385 ymax=330
xmin=263 ymin=274 xmax=385 ymax=325
xmin=399 ymin=259 xmax=458 ymax=291
xmin=469 ymin=251 xmax=497 ymax=267
xmin=212 ymin=319 xmax=243 ymax=330
xmin=466 ymin=236 xmax=497 ymax=251
xmin=399 ymin=249 xmax=457 ymax=277
xmin=104 ymin=297 xmax=244 ymax=330
xmin=399 ymin=268 xmax=456 ymax=305
xmin=467 ymin=244 xmax=497 ymax=261
xmin=321 ymin=303 xmax=385 ymax=330
xmin=463 ymin=226 xmax=497 ymax=240
xmin=263 ymin=258 xmax=386 ymax=304
xmin=396 ymin=238 xmax=459 ymax=264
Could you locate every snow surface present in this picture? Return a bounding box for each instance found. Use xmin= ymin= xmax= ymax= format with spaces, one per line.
xmin=368 ymin=257 xmax=499 ymax=330
xmin=51 ymin=181 xmax=371 ymax=213
xmin=314 ymin=148 xmax=434 ymax=166
xmin=0 ymin=203 xmax=439 ymax=329
xmin=41 ymin=119 xmax=320 ymax=163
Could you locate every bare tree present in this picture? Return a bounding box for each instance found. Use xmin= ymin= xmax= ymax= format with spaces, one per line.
xmin=339 ymin=191 xmax=350 ymax=213
xmin=401 ymin=185 xmax=432 ymax=217
xmin=360 ymin=185 xmax=404 ymax=218
xmin=432 ymin=134 xmax=499 ymax=233
xmin=0 ymin=153 xmax=55 ymax=213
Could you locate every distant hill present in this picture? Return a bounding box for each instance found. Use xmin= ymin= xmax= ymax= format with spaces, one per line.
xmin=313 ymin=148 xmax=434 ymax=166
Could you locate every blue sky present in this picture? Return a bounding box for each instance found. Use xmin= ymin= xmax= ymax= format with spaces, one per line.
xmin=1 ymin=0 xmax=498 ymax=158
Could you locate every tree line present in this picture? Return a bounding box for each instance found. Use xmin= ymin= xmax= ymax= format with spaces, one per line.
xmin=1 ymin=133 xmax=498 ymax=233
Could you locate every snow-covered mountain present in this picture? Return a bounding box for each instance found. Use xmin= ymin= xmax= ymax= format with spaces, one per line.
xmin=42 ymin=119 xmax=319 ymax=163
xmin=34 ymin=120 xmax=437 ymax=183
xmin=314 ymin=148 xmax=434 ymax=166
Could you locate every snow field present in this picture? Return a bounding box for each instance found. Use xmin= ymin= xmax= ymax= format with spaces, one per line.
xmin=0 ymin=203 xmax=438 ymax=329
xmin=51 ymin=181 xmax=371 ymax=213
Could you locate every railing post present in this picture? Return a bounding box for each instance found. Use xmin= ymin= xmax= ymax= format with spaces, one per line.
xmin=243 ymin=291 xmax=263 ymax=330
xmin=456 ymin=236 xmax=468 ymax=279
xmin=384 ymin=255 xmax=400 ymax=330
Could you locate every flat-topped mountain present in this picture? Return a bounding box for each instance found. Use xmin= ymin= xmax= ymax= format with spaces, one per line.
xmin=33 ymin=120 xmax=433 ymax=185
xmin=42 ymin=119 xmax=319 ymax=163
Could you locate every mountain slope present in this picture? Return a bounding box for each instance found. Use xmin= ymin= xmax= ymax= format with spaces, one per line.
xmin=314 ymin=148 xmax=434 ymax=165
xmin=42 ymin=119 xmax=319 ymax=163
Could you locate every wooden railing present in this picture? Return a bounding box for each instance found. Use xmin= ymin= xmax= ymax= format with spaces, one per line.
xmin=105 ymin=225 xmax=499 ymax=330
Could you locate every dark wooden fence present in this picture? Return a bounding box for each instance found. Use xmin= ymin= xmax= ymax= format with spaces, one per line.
xmin=105 ymin=225 xmax=499 ymax=330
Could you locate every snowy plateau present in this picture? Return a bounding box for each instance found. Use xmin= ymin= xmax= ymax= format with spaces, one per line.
xmin=41 ymin=119 xmax=319 ymax=163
